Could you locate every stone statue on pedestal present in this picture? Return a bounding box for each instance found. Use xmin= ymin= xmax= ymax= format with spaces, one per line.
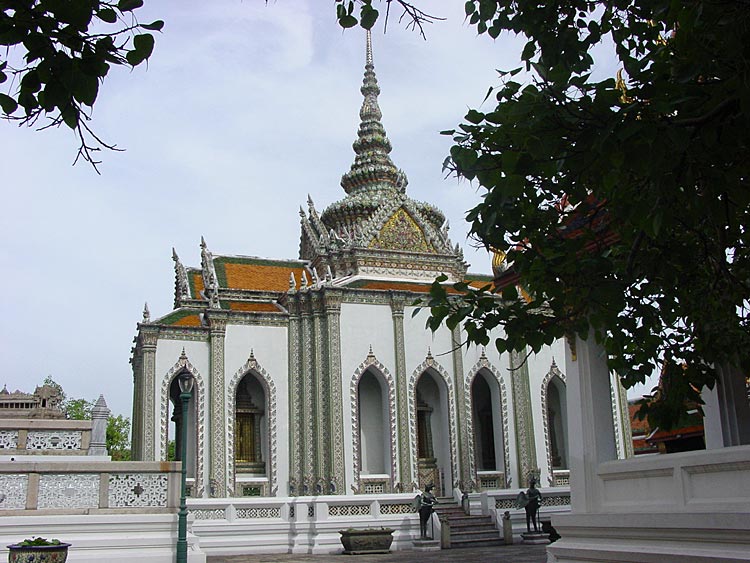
xmin=516 ymin=476 xmax=542 ymax=533
xmin=418 ymin=484 xmax=437 ymax=539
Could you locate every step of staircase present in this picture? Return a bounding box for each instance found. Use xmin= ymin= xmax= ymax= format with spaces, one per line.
xmin=433 ymin=502 xmax=505 ymax=548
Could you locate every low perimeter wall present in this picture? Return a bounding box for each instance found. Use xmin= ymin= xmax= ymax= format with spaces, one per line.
xmin=0 ymin=460 xmax=204 ymax=563
xmin=188 ymin=493 xmax=420 ymax=555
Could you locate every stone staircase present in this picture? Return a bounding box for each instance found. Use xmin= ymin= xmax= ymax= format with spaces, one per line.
xmin=434 ymin=497 xmax=505 ymax=548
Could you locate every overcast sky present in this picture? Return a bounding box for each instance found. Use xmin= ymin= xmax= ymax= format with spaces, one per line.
xmin=0 ymin=1 xmax=650 ymax=420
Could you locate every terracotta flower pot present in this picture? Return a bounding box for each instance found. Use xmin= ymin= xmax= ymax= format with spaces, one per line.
xmin=339 ymin=528 xmax=394 ymax=554
xmin=7 ymin=543 xmax=70 ymax=563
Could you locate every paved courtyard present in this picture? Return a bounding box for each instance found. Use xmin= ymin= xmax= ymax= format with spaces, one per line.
xmin=208 ymin=544 xmax=548 ymax=563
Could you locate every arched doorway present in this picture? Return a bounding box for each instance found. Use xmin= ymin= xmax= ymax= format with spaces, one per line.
xmin=357 ymin=368 xmax=392 ymax=489
xmin=547 ymin=375 xmax=569 ymax=470
xmin=415 ymin=369 xmax=451 ymax=496
xmin=234 ymin=372 xmax=268 ymax=476
xmin=168 ymin=372 xmax=197 ymax=479
xmin=471 ymin=369 xmax=505 ymax=475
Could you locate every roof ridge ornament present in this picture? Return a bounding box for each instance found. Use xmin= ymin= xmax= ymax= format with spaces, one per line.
xmin=172 ymin=247 xmax=190 ymax=307
xmin=340 ymin=29 xmax=406 ymax=195
xmin=199 ymin=236 xmax=221 ymax=309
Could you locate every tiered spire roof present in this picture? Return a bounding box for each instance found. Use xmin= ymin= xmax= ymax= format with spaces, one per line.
xmin=299 ymin=30 xmax=467 ymax=282
xmin=340 ymin=30 xmax=406 ymax=195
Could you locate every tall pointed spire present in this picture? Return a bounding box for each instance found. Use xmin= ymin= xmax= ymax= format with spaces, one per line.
xmin=340 ymin=30 xmax=407 ymax=195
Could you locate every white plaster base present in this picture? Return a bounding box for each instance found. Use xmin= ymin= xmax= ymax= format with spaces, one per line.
xmin=547 ymin=512 xmax=750 ymax=563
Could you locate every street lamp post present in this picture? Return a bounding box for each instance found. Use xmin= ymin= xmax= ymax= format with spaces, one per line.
xmin=176 ymin=371 xmax=194 ymax=563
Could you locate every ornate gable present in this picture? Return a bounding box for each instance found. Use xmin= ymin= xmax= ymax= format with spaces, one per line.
xmin=369 ymin=207 xmax=434 ymax=253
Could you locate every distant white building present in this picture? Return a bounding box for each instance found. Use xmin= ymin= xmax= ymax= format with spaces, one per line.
xmin=129 ymin=32 xmax=630 ymax=501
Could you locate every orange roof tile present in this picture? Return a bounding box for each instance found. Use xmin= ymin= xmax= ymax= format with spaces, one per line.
xmin=222 ymin=262 xmax=306 ymax=292
xmin=173 ymin=314 xmax=202 ymax=327
xmin=191 ymin=272 xmax=205 ymax=299
xmin=228 ymin=302 xmax=282 ymax=313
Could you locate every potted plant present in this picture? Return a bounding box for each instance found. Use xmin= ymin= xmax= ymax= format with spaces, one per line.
xmin=7 ymin=537 xmax=70 ymax=563
xmin=339 ymin=527 xmax=394 ymax=554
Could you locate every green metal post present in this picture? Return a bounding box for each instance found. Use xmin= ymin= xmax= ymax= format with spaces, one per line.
xmin=176 ymin=388 xmax=191 ymax=563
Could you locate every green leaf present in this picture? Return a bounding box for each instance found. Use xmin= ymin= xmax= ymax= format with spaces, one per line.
xmin=118 ymin=0 xmax=144 ymax=12
xmin=339 ymin=14 xmax=358 ymax=29
xmin=0 ymin=93 xmax=18 ymax=114
xmin=465 ymin=109 xmax=484 ymax=124
xmin=141 ymin=20 xmax=165 ymax=31
xmin=53 ymin=1 xmax=94 ymax=28
xmin=521 ymin=41 xmax=535 ymax=61
xmin=360 ymin=5 xmax=378 ymax=30
xmin=126 ymin=33 xmax=155 ymax=66
xmin=21 ymin=70 xmax=42 ymax=93
xmin=72 ymin=71 xmax=99 ymax=106
xmin=652 ymin=212 xmax=663 ymax=236
xmin=97 ymin=8 xmax=118 ymax=23
xmin=61 ymin=104 xmax=79 ymax=129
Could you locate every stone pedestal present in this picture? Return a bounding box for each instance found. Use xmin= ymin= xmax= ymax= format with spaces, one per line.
xmin=521 ymin=531 xmax=550 ymax=545
xmin=339 ymin=528 xmax=394 ymax=554
xmin=412 ymin=539 xmax=441 ymax=551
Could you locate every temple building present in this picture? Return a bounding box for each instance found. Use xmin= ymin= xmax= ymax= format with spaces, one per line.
xmin=130 ymin=33 xmax=631 ymax=499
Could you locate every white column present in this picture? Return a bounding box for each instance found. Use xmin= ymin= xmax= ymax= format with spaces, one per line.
xmin=564 ymin=334 xmax=617 ymax=514
xmin=713 ymin=363 xmax=750 ymax=446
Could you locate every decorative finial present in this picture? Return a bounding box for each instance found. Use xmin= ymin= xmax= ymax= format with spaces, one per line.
xmin=289 ymin=272 xmax=296 ymax=290
xmin=366 ymin=28 xmax=373 ymax=65
xmin=249 ymin=348 xmax=255 ymax=362
xmin=180 ymin=347 xmax=187 ymax=360
xmin=312 ymin=267 xmax=321 ymax=286
xmin=200 ymin=235 xmax=207 ymax=249
xmin=325 ymin=265 xmax=333 ymax=282
xmin=426 ymin=347 xmax=433 ymax=359
xmin=142 ymin=302 xmax=150 ymax=323
xmin=299 ymin=205 xmax=306 ymax=218
xmin=480 ymin=346 xmax=487 ymax=359
xmin=301 ymin=270 xmax=309 ymax=289
xmin=551 ymin=357 xmax=557 ymax=368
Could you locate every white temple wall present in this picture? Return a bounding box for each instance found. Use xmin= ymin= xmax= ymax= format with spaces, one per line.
xmin=224 ymin=324 xmax=289 ymax=496
xmin=528 ymin=339 xmax=565 ymax=485
xmin=339 ymin=302 xmax=396 ymax=493
xmin=402 ymin=306 xmax=453 ymax=370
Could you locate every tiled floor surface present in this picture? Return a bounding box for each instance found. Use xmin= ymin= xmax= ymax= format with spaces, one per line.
xmin=208 ymin=544 xmax=547 ymax=563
